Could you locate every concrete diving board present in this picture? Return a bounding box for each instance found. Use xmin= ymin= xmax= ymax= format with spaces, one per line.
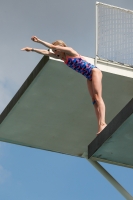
xmin=88 ymin=98 xmax=133 ymax=168
xmin=0 ymin=56 xmax=133 ymax=159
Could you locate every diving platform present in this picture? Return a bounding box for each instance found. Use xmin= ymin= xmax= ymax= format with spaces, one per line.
xmin=0 ymin=56 xmax=133 ymax=160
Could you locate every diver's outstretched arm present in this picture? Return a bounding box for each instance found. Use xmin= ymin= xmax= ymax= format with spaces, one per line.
xmin=31 ymin=36 xmax=78 ymax=55
xmin=21 ymin=47 xmax=59 ymax=59
xmin=31 ymin=36 xmax=54 ymax=49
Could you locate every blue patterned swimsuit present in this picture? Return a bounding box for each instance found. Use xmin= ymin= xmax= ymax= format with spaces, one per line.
xmin=64 ymin=55 xmax=98 ymax=81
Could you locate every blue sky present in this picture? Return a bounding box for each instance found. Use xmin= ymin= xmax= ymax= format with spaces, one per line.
xmin=0 ymin=0 xmax=133 ymax=199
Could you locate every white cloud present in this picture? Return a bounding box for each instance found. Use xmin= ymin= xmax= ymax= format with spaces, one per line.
xmin=0 ymin=143 xmax=11 ymax=184
xmin=0 ymin=165 xmax=11 ymax=184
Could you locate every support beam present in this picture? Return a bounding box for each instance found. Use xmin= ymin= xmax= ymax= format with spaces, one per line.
xmin=83 ymin=153 xmax=133 ymax=200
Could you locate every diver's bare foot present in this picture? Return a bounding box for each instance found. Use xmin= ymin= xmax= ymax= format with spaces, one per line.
xmin=96 ymin=123 xmax=107 ymax=136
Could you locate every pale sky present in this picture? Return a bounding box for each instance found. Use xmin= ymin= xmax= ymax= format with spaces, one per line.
xmin=0 ymin=0 xmax=133 ymax=199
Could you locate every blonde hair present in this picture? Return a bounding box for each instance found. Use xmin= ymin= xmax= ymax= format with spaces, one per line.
xmin=52 ymin=40 xmax=67 ymax=47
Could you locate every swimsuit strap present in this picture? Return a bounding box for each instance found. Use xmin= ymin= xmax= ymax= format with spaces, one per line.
xmin=66 ymin=54 xmax=81 ymax=59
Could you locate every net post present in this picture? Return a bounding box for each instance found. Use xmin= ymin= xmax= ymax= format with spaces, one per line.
xmin=95 ymin=2 xmax=99 ymax=66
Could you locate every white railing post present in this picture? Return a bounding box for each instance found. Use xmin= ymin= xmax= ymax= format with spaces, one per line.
xmin=95 ymin=2 xmax=99 ymax=66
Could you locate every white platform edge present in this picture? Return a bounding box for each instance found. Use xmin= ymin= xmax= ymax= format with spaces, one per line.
xmin=49 ymin=56 xmax=133 ymax=78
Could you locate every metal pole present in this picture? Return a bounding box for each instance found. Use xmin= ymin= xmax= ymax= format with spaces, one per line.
xmin=95 ymin=2 xmax=99 ymax=66
xmin=83 ymin=154 xmax=133 ymax=200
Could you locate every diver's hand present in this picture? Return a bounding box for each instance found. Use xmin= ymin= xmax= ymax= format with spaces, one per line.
xmin=31 ymin=36 xmax=39 ymax=42
xmin=21 ymin=47 xmax=33 ymax=52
